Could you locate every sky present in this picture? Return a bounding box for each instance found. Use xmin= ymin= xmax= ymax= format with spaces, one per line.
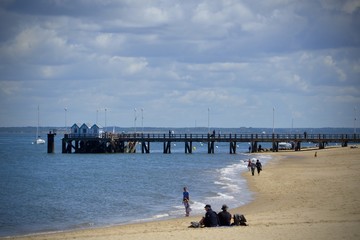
xmin=0 ymin=0 xmax=359 ymax=129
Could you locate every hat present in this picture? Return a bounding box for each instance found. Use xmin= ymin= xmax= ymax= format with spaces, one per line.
xmin=204 ymin=204 xmax=211 ymax=209
xmin=221 ymin=204 xmax=228 ymax=210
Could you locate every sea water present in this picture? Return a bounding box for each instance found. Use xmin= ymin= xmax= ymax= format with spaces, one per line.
xmin=0 ymin=132 xmax=271 ymax=237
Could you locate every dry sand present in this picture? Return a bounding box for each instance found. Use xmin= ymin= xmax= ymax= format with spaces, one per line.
xmin=4 ymin=146 xmax=360 ymax=240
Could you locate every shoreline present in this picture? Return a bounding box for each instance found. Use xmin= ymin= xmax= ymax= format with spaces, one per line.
xmin=4 ymin=146 xmax=360 ymax=240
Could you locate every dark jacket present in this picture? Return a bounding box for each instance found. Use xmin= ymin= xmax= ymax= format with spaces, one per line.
xmin=204 ymin=209 xmax=218 ymax=227
xmin=218 ymin=210 xmax=232 ymax=226
xmin=256 ymin=161 xmax=262 ymax=170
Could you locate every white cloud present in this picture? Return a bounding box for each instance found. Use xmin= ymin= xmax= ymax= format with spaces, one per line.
xmin=0 ymin=81 xmax=22 ymax=95
xmin=108 ymin=56 xmax=148 ymax=75
xmin=0 ymin=0 xmax=359 ymax=127
xmin=323 ymin=55 xmax=347 ymax=82
xmin=320 ymin=0 xmax=360 ymax=14
xmin=288 ymin=74 xmax=309 ymax=92
xmin=342 ymin=0 xmax=360 ymax=13
xmin=94 ymin=33 xmax=125 ymax=50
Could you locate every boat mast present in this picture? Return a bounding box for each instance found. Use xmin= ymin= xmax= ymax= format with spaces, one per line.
xmin=37 ymin=105 xmax=40 ymax=138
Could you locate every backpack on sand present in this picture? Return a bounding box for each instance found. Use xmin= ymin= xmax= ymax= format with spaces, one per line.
xmin=233 ymin=214 xmax=248 ymax=226
xmin=190 ymin=222 xmax=201 ymax=228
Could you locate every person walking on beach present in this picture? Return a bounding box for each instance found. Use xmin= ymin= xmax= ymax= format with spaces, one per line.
xmin=256 ymin=159 xmax=262 ymax=175
xmin=218 ymin=204 xmax=232 ymax=226
xmin=182 ymin=187 xmax=191 ymax=217
xmin=199 ymin=204 xmax=218 ymax=227
xmin=250 ymin=160 xmax=256 ymax=176
xmin=247 ymin=159 xmax=251 ymax=171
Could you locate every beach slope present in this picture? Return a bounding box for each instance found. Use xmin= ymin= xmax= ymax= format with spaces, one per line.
xmin=5 ymin=147 xmax=360 ymax=240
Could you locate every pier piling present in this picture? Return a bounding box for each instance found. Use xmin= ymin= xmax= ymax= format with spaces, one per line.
xmin=47 ymin=130 xmax=56 ymax=153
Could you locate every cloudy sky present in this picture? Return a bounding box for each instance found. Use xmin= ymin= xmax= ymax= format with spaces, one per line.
xmin=0 ymin=0 xmax=359 ymax=129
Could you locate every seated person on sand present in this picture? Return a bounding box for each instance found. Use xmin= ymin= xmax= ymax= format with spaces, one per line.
xmin=199 ymin=204 xmax=218 ymax=227
xmin=217 ymin=204 xmax=232 ymax=226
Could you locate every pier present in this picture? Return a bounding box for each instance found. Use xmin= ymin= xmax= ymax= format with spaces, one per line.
xmin=61 ymin=133 xmax=360 ymax=154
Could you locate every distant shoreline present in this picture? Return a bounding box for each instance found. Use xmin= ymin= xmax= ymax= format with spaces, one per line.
xmin=0 ymin=126 xmax=357 ymax=134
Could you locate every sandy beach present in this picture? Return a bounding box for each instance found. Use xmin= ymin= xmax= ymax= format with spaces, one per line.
xmin=4 ymin=146 xmax=360 ymax=240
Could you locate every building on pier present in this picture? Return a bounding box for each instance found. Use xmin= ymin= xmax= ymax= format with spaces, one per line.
xmin=71 ymin=123 xmax=102 ymax=136
xmin=63 ymin=123 xmax=136 ymax=153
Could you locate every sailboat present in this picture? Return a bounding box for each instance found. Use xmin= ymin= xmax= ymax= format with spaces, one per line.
xmin=33 ymin=105 xmax=45 ymax=144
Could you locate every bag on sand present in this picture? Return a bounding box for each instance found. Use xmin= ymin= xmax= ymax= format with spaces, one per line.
xmin=190 ymin=222 xmax=201 ymax=228
xmin=232 ymin=214 xmax=248 ymax=226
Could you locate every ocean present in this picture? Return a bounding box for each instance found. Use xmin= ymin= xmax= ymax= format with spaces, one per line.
xmin=1 ymin=126 xmax=354 ymax=237
xmin=0 ymin=131 xmax=275 ymax=237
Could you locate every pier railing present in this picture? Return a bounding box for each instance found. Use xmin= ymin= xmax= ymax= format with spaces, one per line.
xmin=64 ymin=133 xmax=359 ymax=142
xmin=62 ymin=132 xmax=359 ymax=154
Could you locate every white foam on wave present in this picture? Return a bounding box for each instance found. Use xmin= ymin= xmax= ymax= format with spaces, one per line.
xmin=129 ymin=213 xmax=170 ymax=224
xmin=171 ymin=200 xmax=207 ymax=216
xmin=213 ymin=192 xmax=234 ymax=200
xmin=202 ymin=156 xmax=259 ymax=210
xmin=153 ymin=213 xmax=170 ymax=219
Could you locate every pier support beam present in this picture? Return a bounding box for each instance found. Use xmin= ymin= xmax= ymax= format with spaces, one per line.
xmin=128 ymin=142 xmax=137 ymax=153
xmin=230 ymin=141 xmax=237 ymax=154
xmin=62 ymin=139 xmax=66 ymax=153
xmin=272 ymin=134 xmax=278 ymax=152
xmin=74 ymin=140 xmax=79 ymax=153
xmin=47 ymin=131 xmax=56 ymax=153
xmin=251 ymin=142 xmax=258 ymax=153
xmin=185 ymin=141 xmax=192 ymax=154
xmin=208 ymin=141 xmax=214 ymax=154
xmin=272 ymin=142 xmax=278 ymax=152
xmin=66 ymin=140 xmax=73 ymax=153
xmin=164 ymin=141 xmax=171 ymax=154
xmin=142 ymin=142 xmax=150 ymax=153
xmin=118 ymin=141 xmax=125 ymax=153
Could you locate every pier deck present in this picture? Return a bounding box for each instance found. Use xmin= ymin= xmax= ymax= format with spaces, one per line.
xmin=61 ymin=133 xmax=360 ymax=154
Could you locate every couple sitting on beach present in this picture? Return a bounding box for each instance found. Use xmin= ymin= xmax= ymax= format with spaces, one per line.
xmin=190 ymin=204 xmax=247 ymax=228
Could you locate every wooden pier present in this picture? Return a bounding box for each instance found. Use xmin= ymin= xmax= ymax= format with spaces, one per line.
xmin=61 ymin=133 xmax=360 ymax=154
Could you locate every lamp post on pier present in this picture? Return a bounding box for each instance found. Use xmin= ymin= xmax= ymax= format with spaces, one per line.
xmin=208 ymin=107 xmax=210 ymax=133
xmin=105 ymin=108 xmax=107 ymax=132
xmin=272 ymin=107 xmax=276 ymax=152
xmin=272 ymin=107 xmax=275 ymax=134
xmin=355 ymin=107 xmax=357 ymax=134
xmin=134 ymin=108 xmax=137 ymax=133
xmin=141 ymin=108 xmax=144 ymax=133
xmin=64 ymin=107 xmax=67 ymax=133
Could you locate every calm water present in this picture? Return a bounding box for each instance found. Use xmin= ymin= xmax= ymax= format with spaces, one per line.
xmin=0 ymin=132 xmax=272 ymax=237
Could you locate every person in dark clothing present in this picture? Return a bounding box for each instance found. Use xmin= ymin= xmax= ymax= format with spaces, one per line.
xmin=199 ymin=204 xmax=218 ymax=227
xmin=217 ymin=204 xmax=232 ymax=226
xmin=256 ymin=159 xmax=262 ymax=175
xmin=182 ymin=187 xmax=191 ymax=217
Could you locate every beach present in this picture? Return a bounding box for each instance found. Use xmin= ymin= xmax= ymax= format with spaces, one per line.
xmin=4 ymin=146 xmax=360 ymax=240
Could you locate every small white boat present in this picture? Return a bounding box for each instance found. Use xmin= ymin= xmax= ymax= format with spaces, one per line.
xmin=34 ymin=138 xmax=45 ymax=144
xmin=33 ymin=105 xmax=45 ymax=144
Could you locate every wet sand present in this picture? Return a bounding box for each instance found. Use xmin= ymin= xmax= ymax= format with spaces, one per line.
xmin=4 ymin=146 xmax=360 ymax=240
